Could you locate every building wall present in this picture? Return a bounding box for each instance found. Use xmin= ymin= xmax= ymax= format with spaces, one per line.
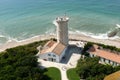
xmin=59 ymin=47 xmax=67 ymax=62
xmin=38 ymin=47 xmax=67 ymax=63
xmin=47 ymin=52 xmax=60 ymax=62
xmin=38 ymin=53 xmax=47 ymax=59
xmin=57 ymin=21 xmax=68 ymax=46
xmin=89 ymin=52 xmax=120 ymax=66
xmin=38 ymin=52 xmax=60 ymax=62
xmin=53 ymin=17 xmax=69 ymax=46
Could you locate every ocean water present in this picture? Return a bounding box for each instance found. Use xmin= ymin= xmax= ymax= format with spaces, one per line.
xmin=0 ymin=0 xmax=120 ymax=44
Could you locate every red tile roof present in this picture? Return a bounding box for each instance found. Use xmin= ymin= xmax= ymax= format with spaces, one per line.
xmin=41 ymin=40 xmax=66 ymax=56
xmin=104 ymin=71 xmax=120 ymax=80
xmin=88 ymin=45 xmax=120 ymax=64
xmin=44 ymin=40 xmax=56 ymax=48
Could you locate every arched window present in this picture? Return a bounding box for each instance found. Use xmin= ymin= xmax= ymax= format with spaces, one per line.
xmin=53 ymin=55 xmax=56 ymax=57
xmin=48 ymin=54 xmax=51 ymax=56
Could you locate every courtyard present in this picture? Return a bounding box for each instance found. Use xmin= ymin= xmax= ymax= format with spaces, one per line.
xmin=38 ymin=42 xmax=83 ymax=80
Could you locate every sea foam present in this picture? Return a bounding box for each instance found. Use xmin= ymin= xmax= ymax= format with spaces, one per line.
xmin=69 ymin=30 xmax=120 ymax=40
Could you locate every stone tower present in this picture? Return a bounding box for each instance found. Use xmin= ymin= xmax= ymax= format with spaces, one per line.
xmin=53 ymin=16 xmax=69 ymax=46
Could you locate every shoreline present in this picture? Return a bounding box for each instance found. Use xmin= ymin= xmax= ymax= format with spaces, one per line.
xmin=0 ymin=34 xmax=120 ymax=52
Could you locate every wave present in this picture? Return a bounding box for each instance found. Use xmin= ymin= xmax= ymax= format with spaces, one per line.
xmin=7 ymin=37 xmax=18 ymax=43
xmin=69 ymin=30 xmax=120 ymax=40
xmin=0 ymin=34 xmax=18 ymax=45
xmin=0 ymin=29 xmax=120 ymax=46
xmin=0 ymin=35 xmax=6 ymax=38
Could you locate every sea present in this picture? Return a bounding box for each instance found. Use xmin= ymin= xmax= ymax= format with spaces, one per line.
xmin=0 ymin=0 xmax=120 ymax=45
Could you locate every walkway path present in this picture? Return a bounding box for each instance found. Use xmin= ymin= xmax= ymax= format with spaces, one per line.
xmin=38 ymin=53 xmax=81 ymax=80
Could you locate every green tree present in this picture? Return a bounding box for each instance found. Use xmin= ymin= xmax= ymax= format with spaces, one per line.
xmin=0 ymin=40 xmax=51 ymax=80
xmin=76 ymin=57 xmax=115 ymax=80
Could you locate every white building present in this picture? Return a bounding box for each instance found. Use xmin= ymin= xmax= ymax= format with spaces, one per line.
xmin=37 ymin=40 xmax=67 ymax=62
xmin=88 ymin=45 xmax=120 ymax=66
xmin=37 ymin=16 xmax=69 ymax=62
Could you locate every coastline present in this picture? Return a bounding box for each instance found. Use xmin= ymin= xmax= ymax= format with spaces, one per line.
xmin=0 ymin=34 xmax=120 ymax=52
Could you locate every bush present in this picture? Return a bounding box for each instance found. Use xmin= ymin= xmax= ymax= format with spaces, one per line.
xmin=0 ymin=40 xmax=50 ymax=80
xmin=76 ymin=57 xmax=116 ymax=80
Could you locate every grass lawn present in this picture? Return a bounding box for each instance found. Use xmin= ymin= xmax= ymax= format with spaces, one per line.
xmin=44 ymin=67 xmax=61 ymax=80
xmin=67 ymin=68 xmax=80 ymax=80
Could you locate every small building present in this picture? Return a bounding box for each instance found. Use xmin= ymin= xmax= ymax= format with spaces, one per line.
xmin=104 ymin=71 xmax=120 ymax=80
xmin=88 ymin=45 xmax=120 ymax=66
xmin=37 ymin=40 xmax=67 ymax=62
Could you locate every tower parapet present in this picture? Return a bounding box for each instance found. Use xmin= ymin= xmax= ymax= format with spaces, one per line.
xmin=53 ymin=16 xmax=69 ymax=46
xmin=55 ymin=17 xmax=69 ymax=22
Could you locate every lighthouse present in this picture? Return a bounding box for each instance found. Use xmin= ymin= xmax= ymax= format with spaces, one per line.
xmin=53 ymin=16 xmax=69 ymax=46
xmin=37 ymin=16 xmax=69 ymax=63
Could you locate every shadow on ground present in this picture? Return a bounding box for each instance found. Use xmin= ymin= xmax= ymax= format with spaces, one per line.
xmin=60 ymin=45 xmax=83 ymax=64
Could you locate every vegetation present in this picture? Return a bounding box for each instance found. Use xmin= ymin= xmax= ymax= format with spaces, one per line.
xmin=0 ymin=40 xmax=52 ymax=80
xmin=76 ymin=57 xmax=112 ymax=80
xmin=98 ymin=43 xmax=120 ymax=52
xmin=82 ymin=42 xmax=93 ymax=53
xmin=44 ymin=67 xmax=61 ymax=80
xmin=82 ymin=42 xmax=93 ymax=57
xmin=67 ymin=68 xmax=79 ymax=80
xmin=75 ymin=42 xmax=120 ymax=80
xmin=66 ymin=42 xmax=120 ymax=80
xmin=76 ymin=57 xmax=120 ymax=80
xmin=83 ymin=42 xmax=120 ymax=54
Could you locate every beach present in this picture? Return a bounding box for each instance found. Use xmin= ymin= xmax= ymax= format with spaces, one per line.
xmin=0 ymin=34 xmax=120 ymax=52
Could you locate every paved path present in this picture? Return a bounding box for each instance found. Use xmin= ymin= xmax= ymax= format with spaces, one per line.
xmin=38 ymin=53 xmax=81 ymax=80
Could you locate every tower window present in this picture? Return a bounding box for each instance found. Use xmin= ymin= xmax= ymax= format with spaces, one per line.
xmin=53 ymin=55 xmax=56 ymax=57
xmin=48 ymin=54 xmax=51 ymax=56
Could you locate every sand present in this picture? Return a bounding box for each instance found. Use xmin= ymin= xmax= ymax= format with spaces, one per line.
xmin=69 ymin=34 xmax=120 ymax=47
xmin=0 ymin=34 xmax=120 ymax=52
